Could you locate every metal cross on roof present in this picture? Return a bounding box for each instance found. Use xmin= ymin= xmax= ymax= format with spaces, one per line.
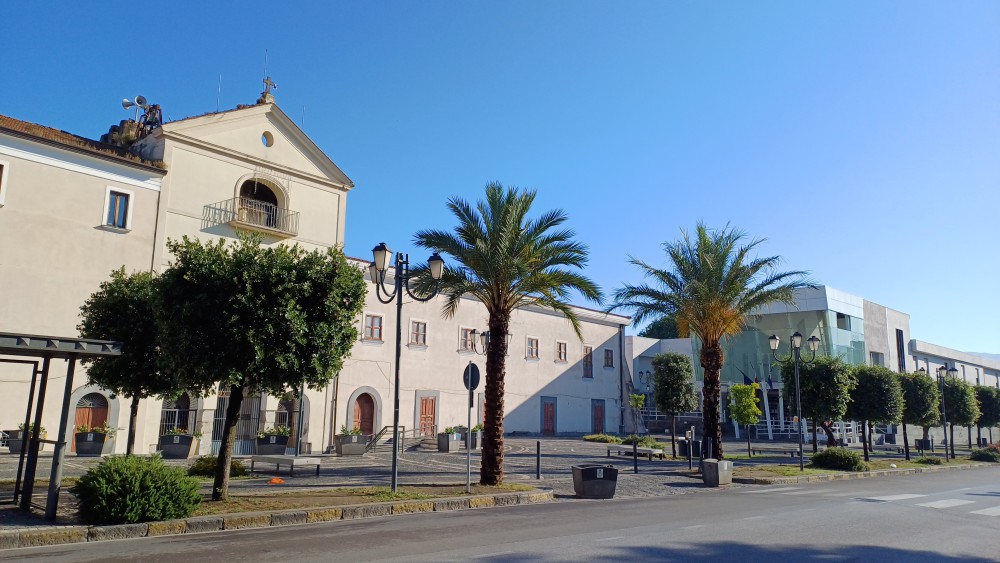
xmin=263 ymin=76 xmax=277 ymax=95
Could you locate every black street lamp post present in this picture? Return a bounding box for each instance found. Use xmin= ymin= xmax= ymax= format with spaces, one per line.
xmin=370 ymin=242 xmax=444 ymax=493
xmin=769 ymin=332 xmax=820 ymax=471
xmin=936 ymin=364 xmax=959 ymax=460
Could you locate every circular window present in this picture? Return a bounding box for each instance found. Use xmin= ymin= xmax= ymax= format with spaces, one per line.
xmin=261 ymin=131 xmax=274 ymax=147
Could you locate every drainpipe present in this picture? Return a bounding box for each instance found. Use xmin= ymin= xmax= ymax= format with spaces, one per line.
xmin=618 ymin=324 xmax=625 ymax=436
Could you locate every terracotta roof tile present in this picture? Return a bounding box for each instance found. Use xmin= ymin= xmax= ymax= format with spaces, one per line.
xmin=0 ymin=114 xmax=166 ymax=171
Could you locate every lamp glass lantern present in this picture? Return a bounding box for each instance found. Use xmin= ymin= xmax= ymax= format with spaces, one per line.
xmin=372 ymin=242 xmax=392 ymax=272
xmin=428 ymin=253 xmax=445 ymax=280
xmin=768 ymin=334 xmax=779 ymax=351
xmin=791 ymin=331 xmax=803 ymax=350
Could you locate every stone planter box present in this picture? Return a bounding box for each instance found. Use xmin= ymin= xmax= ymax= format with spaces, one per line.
xmin=75 ymin=432 xmax=108 ymax=457
xmin=437 ymin=432 xmax=463 ymax=452
xmin=701 ymin=458 xmax=733 ymax=487
xmin=5 ymin=430 xmax=45 ymax=454
xmin=460 ymin=430 xmax=482 ymax=450
xmin=159 ymin=434 xmax=200 ymax=459
xmin=572 ymin=464 xmax=618 ymax=499
xmin=335 ymin=434 xmax=367 ymax=456
xmin=256 ymin=434 xmax=290 ymax=455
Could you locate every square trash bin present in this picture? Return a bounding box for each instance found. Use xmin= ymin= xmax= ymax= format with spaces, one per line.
xmin=701 ymin=458 xmax=732 ymax=487
xmin=572 ymin=464 xmax=619 ymax=499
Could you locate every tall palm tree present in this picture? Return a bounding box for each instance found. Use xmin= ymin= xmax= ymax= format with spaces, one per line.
xmin=611 ymin=222 xmax=811 ymax=459
xmin=414 ymin=182 xmax=602 ymax=485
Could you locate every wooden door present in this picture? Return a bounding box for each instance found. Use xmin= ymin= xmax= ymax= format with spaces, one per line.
xmin=73 ymin=393 xmax=109 ymax=452
xmin=419 ymin=397 xmax=436 ymax=437
xmin=542 ymin=398 xmax=556 ymax=436
xmin=353 ymin=393 xmax=375 ymax=435
xmin=592 ymin=400 xmax=605 ymax=434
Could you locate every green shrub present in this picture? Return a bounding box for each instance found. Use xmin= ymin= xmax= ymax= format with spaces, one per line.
xmin=810 ymin=447 xmax=869 ymax=472
xmin=621 ymin=435 xmax=662 ymax=448
xmin=70 ymin=455 xmax=201 ymax=525
xmin=970 ymin=448 xmax=1000 ymax=462
xmin=187 ymin=455 xmax=248 ymax=477
xmin=583 ymin=434 xmax=622 ymax=444
xmin=914 ymin=456 xmax=944 ymax=465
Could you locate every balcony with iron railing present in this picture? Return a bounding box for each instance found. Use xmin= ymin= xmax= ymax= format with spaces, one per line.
xmin=204 ymin=197 xmax=300 ymax=237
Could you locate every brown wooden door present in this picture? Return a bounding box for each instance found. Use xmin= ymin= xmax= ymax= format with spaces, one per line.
xmin=542 ymin=398 xmax=556 ymax=436
xmin=592 ymin=400 xmax=605 ymax=434
xmin=73 ymin=393 xmax=109 ymax=452
xmin=419 ymin=397 xmax=436 ymax=437
xmin=353 ymin=393 xmax=375 ymax=435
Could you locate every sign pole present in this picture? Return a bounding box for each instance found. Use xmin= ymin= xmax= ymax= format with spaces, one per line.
xmin=462 ymin=361 xmax=480 ymax=495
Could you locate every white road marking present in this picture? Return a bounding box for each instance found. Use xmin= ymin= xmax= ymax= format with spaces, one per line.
xmin=863 ymin=494 xmax=927 ymax=502
xmin=825 ymin=491 xmax=869 ymax=497
xmin=783 ymin=488 xmax=836 ymax=495
xmin=916 ymin=499 xmax=976 ymax=509
xmin=969 ymin=506 xmax=1000 ymax=516
xmin=477 ymin=551 xmax=513 ymax=558
xmin=681 ymin=524 xmax=706 ymax=530
xmin=741 ymin=487 xmax=802 ymax=494
xmin=595 ymin=536 xmax=625 ymax=542
xmin=741 ymin=516 xmax=765 ymax=520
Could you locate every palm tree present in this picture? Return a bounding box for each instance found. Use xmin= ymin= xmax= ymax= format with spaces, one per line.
xmin=414 ymin=182 xmax=602 ymax=485
xmin=611 ymin=222 xmax=811 ymax=459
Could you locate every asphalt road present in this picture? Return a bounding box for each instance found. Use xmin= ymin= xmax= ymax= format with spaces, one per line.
xmin=7 ymin=467 xmax=1000 ymax=562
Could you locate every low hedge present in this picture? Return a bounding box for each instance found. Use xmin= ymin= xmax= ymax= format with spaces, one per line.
xmin=621 ymin=435 xmax=663 ymax=449
xmin=187 ymin=455 xmax=249 ymax=477
xmin=70 ymin=455 xmax=201 ymax=525
xmin=810 ymin=447 xmax=869 ymax=472
xmin=582 ymin=434 xmax=622 ymax=444
xmin=970 ymin=448 xmax=1000 ymax=462
xmin=914 ymin=456 xmax=944 ymax=465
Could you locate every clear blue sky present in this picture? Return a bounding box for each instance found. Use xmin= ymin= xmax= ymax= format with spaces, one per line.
xmin=2 ymin=2 xmax=997 ymax=353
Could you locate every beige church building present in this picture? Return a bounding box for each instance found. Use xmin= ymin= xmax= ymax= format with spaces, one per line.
xmin=0 ymin=88 xmax=630 ymax=457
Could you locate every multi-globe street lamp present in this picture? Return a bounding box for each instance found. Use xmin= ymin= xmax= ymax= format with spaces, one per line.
xmin=769 ymin=332 xmax=820 ymax=471
xmin=936 ymin=364 xmax=959 ymax=460
xmin=369 ymin=242 xmax=444 ymax=493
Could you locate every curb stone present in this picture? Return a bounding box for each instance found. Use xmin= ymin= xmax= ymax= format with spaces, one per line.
xmin=733 ymin=462 xmax=989 ymax=485
xmin=0 ymin=490 xmax=553 ymax=551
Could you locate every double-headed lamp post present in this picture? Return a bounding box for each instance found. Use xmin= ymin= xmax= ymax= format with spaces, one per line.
xmin=769 ymin=332 xmax=820 ymax=471
xmin=936 ymin=364 xmax=959 ymax=460
xmin=370 ymin=242 xmax=444 ymax=493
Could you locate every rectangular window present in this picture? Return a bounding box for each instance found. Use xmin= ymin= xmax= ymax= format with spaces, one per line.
xmin=604 ymin=349 xmax=614 ymax=368
xmin=0 ymin=161 xmax=7 ymax=206
xmin=895 ymin=329 xmax=906 ymax=372
xmin=836 ymin=312 xmax=850 ymax=331
xmin=410 ymin=321 xmax=427 ymax=345
xmin=870 ymin=351 xmax=884 ymax=367
xmin=527 ymin=337 xmax=539 ymax=359
xmin=583 ymin=346 xmax=593 ymax=378
xmin=460 ymin=328 xmax=476 ymax=351
xmin=363 ymin=314 xmax=383 ymax=341
xmin=556 ymin=341 xmax=567 ymax=362
xmin=106 ymin=191 xmax=130 ymax=228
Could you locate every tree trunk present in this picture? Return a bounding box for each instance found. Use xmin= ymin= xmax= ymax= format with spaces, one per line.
xmin=670 ymin=414 xmax=677 ymax=459
xmin=480 ymin=312 xmax=510 ymax=486
xmin=949 ymin=423 xmax=955 ymax=459
xmin=699 ymin=341 xmax=724 ymax=459
xmin=126 ymin=394 xmax=140 ymax=456
xmin=861 ymin=419 xmax=870 ymax=462
xmin=820 ymin=421 xmax=837 ymax=447
xmin=746 ymin=424 xmax=752 ymax=457
xmin=967 ymin=426 xmax=972 ymax=449
xmin=976 ymin=425 xmax=981 ymax=448
xmin=868 ymin=421 xmax=874 ymax=450
xmin=922 ymin=425 xmax=929 ymax=440
xmin=811 ymin=418 xmax=818 ymax=453
xmin=213 ymin=384 xmax=244 ymax=501
xmin=902 ymin=422 xmax=910 ymax=461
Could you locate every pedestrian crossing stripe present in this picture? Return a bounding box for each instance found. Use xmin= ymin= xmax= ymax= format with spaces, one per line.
xmin=741 ymin=487 xmax=802 ymax=494
xmin=862 ymin=494 xmax=927 ymax=502
xmin=969 ymin=506 xmax=1000 ymax=516
xmin=916 ymin=499 xmax=975 ymax=509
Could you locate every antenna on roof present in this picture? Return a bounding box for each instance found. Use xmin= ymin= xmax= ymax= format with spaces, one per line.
xmin=301 ymin=105 xmax=305 ymax=129
xmin=217 ymin=74 xmax=222 ymax=113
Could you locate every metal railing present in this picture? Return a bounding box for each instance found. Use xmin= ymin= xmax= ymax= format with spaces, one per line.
xmin=204 ymin=197 xmax=299 ymax=236
xmin=159 ymin=409 xmax=198 ymax=437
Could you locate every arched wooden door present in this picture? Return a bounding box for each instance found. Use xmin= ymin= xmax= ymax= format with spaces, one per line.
xmin=353 ymin=393 xmax=375 ymax=435
xmin=73 ymin=393 xmax=109 ymax=452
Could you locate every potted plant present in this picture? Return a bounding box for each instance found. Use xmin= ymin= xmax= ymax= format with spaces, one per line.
xmin=465 ymin=423 xmax=484 ymax=450
xmin=158 ymin=428 xmax=202 ymax=459
xmin=256 ymin=425 xmax=292 ymax=455
xmin=6 ymin=423 xmax=46 ymax=455
xmin=74 ymin=422 xmax=115 ymax=457
xmin=335 ymin=424 xmax=367 ymax=455
xmin=437 ymin=426 xmax=463 ymax=452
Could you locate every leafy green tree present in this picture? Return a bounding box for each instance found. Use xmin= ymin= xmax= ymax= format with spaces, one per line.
xmin=156 ymin=235 xmax=366 ymax=500
xmin=612 ymin=223 xmax=811 ymax=459
xmin=651 ymin=352 xmax=699 ymax=458
xmin=640 ymin=315 xmax=679 ymax=339
xmin=729 ymin=383 xmax=762 ymax=457
xmin=78 ymin=268 xmax=180 ymax=455
xmin=781 ymin=355 xmax=856 ymax=451
xmin=941 ymin=377 xmax=980 ymax=458
xmin=898 ymin=370 xmax=940 ymax=460
xmin=975 ymin=386 xmax=1000 ymax=444
xmin=629 ymin=393 xmax=646 ymax=438
xmin=846 ymin=365 xmax=904 ymax=462
xmin=413 ymin=183 xmax=602 ymax=485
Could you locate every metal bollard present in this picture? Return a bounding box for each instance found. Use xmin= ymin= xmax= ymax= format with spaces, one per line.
xmin=536 ymin=441 xmax=541 ymax=479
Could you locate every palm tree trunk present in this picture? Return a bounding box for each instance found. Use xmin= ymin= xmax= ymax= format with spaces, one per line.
xmin=670 ymin=414 xmax=677 ymax=459
xmin=699 ymin=341 xmax=724 ymax=459
xmin=480 ymin=313 xmax=510 ymax=486
xmin=126 ymin=394 xmax=140 ymax=456
xmin=213 ymin=384 xmax=244 ymax=501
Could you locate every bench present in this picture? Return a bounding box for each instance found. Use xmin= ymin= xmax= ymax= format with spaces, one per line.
xmin=872 ymin=445 xmax=905 ymax=454
xmin=607 ymin=445 xmax=664 ymax=461
xmin=750 ymin=448 xmax=801 ymax=458
xmin=250 ymin=455 xmax=321 ymax=476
